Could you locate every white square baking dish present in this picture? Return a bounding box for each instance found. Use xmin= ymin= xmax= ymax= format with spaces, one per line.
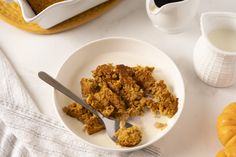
xmin=6 ymin=0 xmax=108 ymax=29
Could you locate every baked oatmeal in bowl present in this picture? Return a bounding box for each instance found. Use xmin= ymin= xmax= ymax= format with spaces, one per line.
xmin=54 ymin=37 xmax=185 ymax=152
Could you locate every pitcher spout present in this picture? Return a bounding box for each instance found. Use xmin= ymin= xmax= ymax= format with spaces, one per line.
xmin=147 ymin=0 xmax=188 ymax=15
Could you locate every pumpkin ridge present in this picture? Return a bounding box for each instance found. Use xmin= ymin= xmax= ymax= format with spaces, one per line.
xmin=216 ymin=102 xmax=236 ymax=157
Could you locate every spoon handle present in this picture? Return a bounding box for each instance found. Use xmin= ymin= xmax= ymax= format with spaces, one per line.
xmin=38 ymin=71 xmax=103 ymax=119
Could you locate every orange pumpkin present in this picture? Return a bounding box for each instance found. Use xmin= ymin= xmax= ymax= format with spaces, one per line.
xmin=216 ymin=103 xmax=236 ymax=157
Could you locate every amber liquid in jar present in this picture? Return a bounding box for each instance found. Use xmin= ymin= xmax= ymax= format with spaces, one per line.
xmin=154 ymin=0 xmax=184 ymax=7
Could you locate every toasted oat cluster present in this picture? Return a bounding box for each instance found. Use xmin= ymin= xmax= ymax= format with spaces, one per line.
xmin=63 ymin=103 xmax=104 ymax=135
xmin=63 ymin=64 xmax=178 ymax=146
xmin=155 ymin=122 xmax=168 ymax=130
xmin=115 ymin=126 xmax=142 ymax=147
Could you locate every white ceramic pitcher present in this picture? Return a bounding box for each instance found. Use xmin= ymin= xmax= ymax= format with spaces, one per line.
xmin=193 ymin=12 xmax=236 ymax=87
xmin=146 ymin=0 xmax=199 ymax=33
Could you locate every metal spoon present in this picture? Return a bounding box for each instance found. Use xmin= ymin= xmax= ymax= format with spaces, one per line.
xmin=38 ymin=71 xmax=132 ymax=142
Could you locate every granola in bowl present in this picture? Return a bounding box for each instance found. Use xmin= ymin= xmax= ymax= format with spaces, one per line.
xmin=63 ymin=64 xmax=178 ymax=147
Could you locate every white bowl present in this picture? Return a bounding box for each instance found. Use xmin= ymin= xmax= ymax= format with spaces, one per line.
xmin=54 ymin=37 xmax=185 ymax=152
xmin=9 ymin=0 xmax=107 ymax=29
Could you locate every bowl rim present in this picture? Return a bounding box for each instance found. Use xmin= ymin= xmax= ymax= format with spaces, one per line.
xmin=53 ymin=36 xmax=185 ymax=152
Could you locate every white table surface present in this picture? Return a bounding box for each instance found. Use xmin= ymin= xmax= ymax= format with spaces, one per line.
xmin=1 ymin=0 xmax=236 ymax=156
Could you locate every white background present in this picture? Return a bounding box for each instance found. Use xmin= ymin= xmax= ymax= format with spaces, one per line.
xmin=1 ymin=0 xmax=236 ymax=156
